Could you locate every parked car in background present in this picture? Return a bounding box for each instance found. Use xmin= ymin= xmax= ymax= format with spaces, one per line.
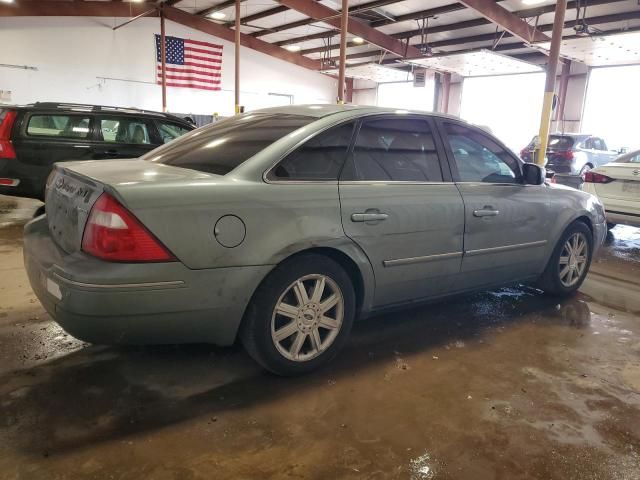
xmin=520 ymin=134 xmax=619 ymax=176
xmin=23 ymin=105 xmax=607 ymax=375
xmin=582 ymin=149 xmax=640 ymax=228
xmin=0 ymin=103 xmax=194 ymax=200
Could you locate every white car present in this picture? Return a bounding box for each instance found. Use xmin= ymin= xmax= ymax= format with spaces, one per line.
xmin=583 ymin=150 xmax=640 ymax=228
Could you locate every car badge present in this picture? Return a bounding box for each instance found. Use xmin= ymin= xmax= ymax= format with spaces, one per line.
xmin=633 ymin=169 xmax=640 ymax=176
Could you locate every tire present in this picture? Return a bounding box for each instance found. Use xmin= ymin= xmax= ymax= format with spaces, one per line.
xmin=538 ymin=221 xmax=594 ymax=296
xmin=240 ymin=253 xmax=356 ymax=376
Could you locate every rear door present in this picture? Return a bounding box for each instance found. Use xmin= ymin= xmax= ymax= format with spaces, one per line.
xmin=339 ymin=115 xmax=465 ymax=307
xmin=14 ymin=111 xmax=97 ymax=196
xmin=592 ymin=137 xmax=617 ymax=167
xmin=93 ymin=115 xmax=157 ymax=159
xmin=437 ymin=120 xmax=551 ymax=289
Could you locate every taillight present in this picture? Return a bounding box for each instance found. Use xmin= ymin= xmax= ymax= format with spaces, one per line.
xmin=583 ymin=171 xmax=613 ymax=184
xmin=82 ymin=193 xmax=176 ymax=262
xmin=0 ymin=110 xmax=17 ymax=159
xmin=555 ymin=150 xmax=574 ymax=160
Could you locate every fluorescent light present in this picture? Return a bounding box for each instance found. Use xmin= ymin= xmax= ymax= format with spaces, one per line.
xmin=285 ymin=45 xmax=301 ymax=52
xmin=522 ymin=0 xmax=545 ymax=5
xmin=352 ymin=37 xmax=365 ymax=44
xmin=0 ymin=0 xmax=14 ymax=3
xmin=209 ymin=11 xmax=226 ymax=20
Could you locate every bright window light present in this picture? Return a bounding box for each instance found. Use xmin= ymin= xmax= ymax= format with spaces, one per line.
xmin=285 ymin=45 xmax=301 ymax=52
xmin=582 ymin=65 xmax=640 ymax=152
xmin=209 ymin=11 xmax=226 ymax=20
xmin=377 ymin=81 xmax=435 ymax=112
xmin=460 ymin=73 xmax=545 ymax=152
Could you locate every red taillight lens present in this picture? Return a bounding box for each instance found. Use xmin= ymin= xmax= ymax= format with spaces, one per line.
xmin=0 ymin=110 xmax=17 ymax=159
xmin=82 ymin=193 xmax=176 ymax=262
xmin=556 ymin=150 xmax=574 ymax=160
xmin=583 ymin=171 xmax=613 ymax=184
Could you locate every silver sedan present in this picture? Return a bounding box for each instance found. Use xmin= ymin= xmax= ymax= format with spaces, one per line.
xmin=23 ymin=105 xmax=607 ymax=375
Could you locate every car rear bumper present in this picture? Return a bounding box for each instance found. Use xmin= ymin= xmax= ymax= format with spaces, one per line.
xmin=23 ymin=216 xmax=272 ymax=346
xmin=606 ymin=211 xmax=640 ymax=228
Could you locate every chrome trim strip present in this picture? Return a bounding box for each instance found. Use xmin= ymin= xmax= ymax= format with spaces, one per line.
xmin=383 ymin=251 xmax=463 ymax=267
xmin=341 ymin=181 xmax=455 ymax=186
xmin=465 ymin=240 xmax=547 ymax=257
xmin=52 ymin=273 xmax=185 ymax=290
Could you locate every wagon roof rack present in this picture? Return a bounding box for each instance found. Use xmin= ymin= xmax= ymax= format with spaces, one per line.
xmin=30 ymin=102 xmax=179 ymax=118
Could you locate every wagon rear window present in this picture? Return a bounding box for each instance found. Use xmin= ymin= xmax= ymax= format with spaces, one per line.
xmin=143 ymin=113 xmax=314 ymax=175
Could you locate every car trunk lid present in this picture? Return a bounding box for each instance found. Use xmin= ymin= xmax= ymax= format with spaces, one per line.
xmin=592 ymin=163 xmax=640 ymax=200
xmin=45 ymin=159 xmax=215 ymax=254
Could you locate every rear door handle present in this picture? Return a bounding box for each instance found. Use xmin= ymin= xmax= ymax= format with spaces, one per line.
xmin=102 ymin=149 xmax=120 ymax=157
xmin=473 ymin=207 xmax=499 ymax=217
xmin=351 ymin=212 xmax=389 ymax=222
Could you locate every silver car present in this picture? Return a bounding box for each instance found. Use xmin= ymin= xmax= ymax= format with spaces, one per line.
xmin=23 ymin=105 xmax=607 ymax=375
xmin=520 ymin=134 xmax=619 ymax=176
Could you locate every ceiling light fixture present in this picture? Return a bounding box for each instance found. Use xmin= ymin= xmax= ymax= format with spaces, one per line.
xmin=521 ymin=0 xmax=546 ymax=5
xmin=209 ymin=11 xmax=226 ymax=20
xmin=285 ymin=45 xmax=301 ymax=52
xmin=352 ymin=37 xmax=365 ymax=44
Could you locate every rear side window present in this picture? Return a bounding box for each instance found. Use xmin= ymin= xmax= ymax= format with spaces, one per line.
xmin=268 ymin=122 xmax=355 ymax=181
xmin=98 ymin=116 xmax=151 ymax=144
xmin=346 ymin=118 xmax=443 ymax=182
xmin=27 ymin=114 xmax=91 ymax=139
xmin=156 ymin=121 xmax=191 ymax=144
xmin=144 ymin=113 xmax=314 ymax=175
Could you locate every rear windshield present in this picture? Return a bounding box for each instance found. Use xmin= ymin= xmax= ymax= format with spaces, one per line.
xmin=528 ymin=135 xmax=575 ymax=150
xmin=615 ymin=150 xmax=640 ymax=163
xmin=143 ymin=113 xmax=314 ymax=175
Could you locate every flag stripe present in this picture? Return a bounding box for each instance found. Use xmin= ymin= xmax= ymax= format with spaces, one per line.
xmin=184 ymin=53 xmax=222 ymax=64
xmin=183 ymin=61 xmax=221 ymax=70
xmin=185 ymin=46 xmax=222 ymax=57
xmin=157 ymin=66 xmax=221 ymax=77
xmin=159 ymin=81 xmax=221 ymax=91
xmin=158 ymin=72 xmax=222 ymax=82
xmin=184 ymin=38 xmax=223 ymax=49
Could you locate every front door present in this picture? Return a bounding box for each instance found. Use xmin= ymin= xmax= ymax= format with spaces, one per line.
xmin=437 ymin=120 xmax=551 ymax=290
xmin=339 ymin=116 xmax=465 ymax=307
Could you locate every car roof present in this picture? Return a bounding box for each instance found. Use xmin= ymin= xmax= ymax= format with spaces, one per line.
xmin=251 ymin=103 xmax=462 ymax=121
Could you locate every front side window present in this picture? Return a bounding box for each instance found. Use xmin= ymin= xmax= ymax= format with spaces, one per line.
xmin=144 ymin=113 xmax=314 ymax=176
xmin=444 ymin=123 xmax=520 ymax=184
xmin=27 ymin=114 xmax=91 ymax=139
xmin=157 ymin=121 xmax=191 ymax=144
xmin=346 ymin=118 xmax=443 ymax=182
xmin=98 ymin=117 xmax=151 ymax=145
xmin=268 ymin=122 xmax=354 ymax=181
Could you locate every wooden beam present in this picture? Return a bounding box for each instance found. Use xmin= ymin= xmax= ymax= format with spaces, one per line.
xmin=197 ymin=0 xmax=236 ymax=18
xmin=162 ymin=6 xmax=322 ymax=70
xmin=456 ymin=0 xmax=549 ymax=43
xmin=275 ymin=0 xmax=423 ymax=58
xmin=251 ymin=0 xmax=406 ymax=38
xmin=0 ymin=1 xmax=158 ymax=17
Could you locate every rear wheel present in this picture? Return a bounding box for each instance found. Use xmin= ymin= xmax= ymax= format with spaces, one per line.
xmin=538 ymin=222 xmax=593 ymax=296
xmin=240 ymin=254 xmax=355 ymax=376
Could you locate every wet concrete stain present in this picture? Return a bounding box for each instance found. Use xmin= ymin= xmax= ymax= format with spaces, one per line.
xmin=1 ymin=195 xmax=639 ymax=479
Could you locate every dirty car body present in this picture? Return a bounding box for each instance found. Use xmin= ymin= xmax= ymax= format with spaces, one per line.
xmin=23 ymin=105 xmax=608 ymax=375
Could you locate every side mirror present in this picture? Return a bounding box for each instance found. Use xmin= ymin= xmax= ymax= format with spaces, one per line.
xmin=522 ymin=163 xmax=545 ymax=185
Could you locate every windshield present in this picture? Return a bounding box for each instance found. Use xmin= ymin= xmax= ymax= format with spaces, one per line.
xmin=143 ymin=113 xmax=315 ymax=175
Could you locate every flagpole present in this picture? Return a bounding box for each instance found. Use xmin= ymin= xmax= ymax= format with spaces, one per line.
xmin=160 ymin=5 xmax=168 ymax=113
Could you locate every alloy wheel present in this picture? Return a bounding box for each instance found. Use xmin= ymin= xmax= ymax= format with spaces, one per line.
xmin=270 ymin=274 xmax=344 ymax=362
xmin=558 ymin=232 xmax=589 ymax=287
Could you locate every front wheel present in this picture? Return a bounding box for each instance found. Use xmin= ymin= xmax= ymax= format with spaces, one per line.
xmin=538 ymin=222 xmax=593 ymax=296
xmin=240 ymin=254 xmax=355 ymax=376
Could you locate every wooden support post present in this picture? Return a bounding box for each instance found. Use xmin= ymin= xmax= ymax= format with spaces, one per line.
xmin=337 ymin=0 xmax=348 ymax=104
xmin=535 ymin=0 xmax=567 ymax=166
xmin=160 ymin=7 xmax=167 ymax=112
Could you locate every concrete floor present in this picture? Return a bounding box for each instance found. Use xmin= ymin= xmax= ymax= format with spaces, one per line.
xmin=1 ymin=195 xmax=639 ymax=480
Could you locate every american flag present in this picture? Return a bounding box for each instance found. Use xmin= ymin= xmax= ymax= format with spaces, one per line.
xmin=155 ymin=34 xmax=223 ymax=91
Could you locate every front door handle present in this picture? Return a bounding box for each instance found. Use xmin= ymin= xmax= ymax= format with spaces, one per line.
xmin=473 ymin=207 xmax=500 ymax=217
xmin=351 ymin=212 xmax=389 ymax=222
xmin=102 ymin=149 xmax=120 ymax=157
